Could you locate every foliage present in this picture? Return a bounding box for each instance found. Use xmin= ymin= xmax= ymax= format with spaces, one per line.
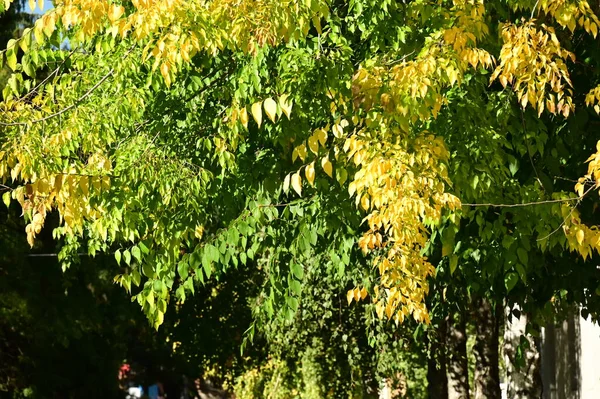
xmin=2 ymin=0 xmax=600 ymax=345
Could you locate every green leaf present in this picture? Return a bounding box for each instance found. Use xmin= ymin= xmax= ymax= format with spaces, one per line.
xmin=132 ymin=269 xmax=141 ymax=286
xmin=178 ymin=261 xmax=189 ymax=280
xmin=202 ymin=251 xmax=212 ymax=279
xmin=6 ymin=42 xmax=17 ymax=70
xmin=517 ymin=248 xmax=528 ymax=265
xmin=131 ymin=246 xmax=142 ymax=263
xmin=22 ymin=55 xmax=35 ymax=77
xmin=290 ymin=279 xmax=302 ymax=295
xmin=114 ymin=249 xmax=122 ymax=265
xmin=505 ymin=272 xmax=519 ymax=293
xmin=449 ymin=255 xmax=458 ymax=275
xmin=123 ymin=249 xmax=131 ymax=265
xmin=2 ymin=191 xmax=10 ymax=208
xmin=142 ymin=263 xmax=154 ymax=278
xmin=291 ymin=262 xmax=304 ymax=279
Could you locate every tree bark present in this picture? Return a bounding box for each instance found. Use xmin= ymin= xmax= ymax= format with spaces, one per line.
xmin=447 ymin=312 xmax=470 ymax=399
xmin=472 ymin=297 xmax=501 ymax=399
xmin=504 ymin=307 xmax=542 ymax=398
xmin=427 ymin=321 xmax=449 ymax=399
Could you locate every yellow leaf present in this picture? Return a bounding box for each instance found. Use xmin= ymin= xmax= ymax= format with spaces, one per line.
xmin=577 ymin=229 xmax=585 ymax=246
xmin=321 ymin=155 xmax=333 ymax=178
xmin=279 ymin=94 xmax=293 ymax=119
xmin=108 ymin=4 xmax=125 ymax=22
xmin=360 ymin=195 xmax=370 ymax=211
xmin=28 ymin=0 xmax=35 ymax=12
xmin=293 ymin=144 xmax=308 ymax=162
xmin=347 ymin=289 xmax=354 ymax=305
xmin=360 ymin=287 xmax=368 ymax=300
xmin=283 ymin=173 xmax=291 ymax=193
xmin=240 ymin=107 xmax=249 ymax=129
xmin=332 ymin=124 xmax=343 ymax=138
xmin=307 ymin=135 xmax=319 ymax=154
xmin=305 ymin=162 xmax=315 ymax=186
xmin=37 ymin=0 xmax=43 ymax=10
xmin=316 ymin=129 xmax=327 ymax=146
xmin=263 ymin=97 xmax=277 ymax=123
xmin=291 ymin=172 xmax=302 ymax=196
xmin=353 ymin=287 xmax=360 ymax=301
xmin=251 ymin=101 xmax=262 ymax=128
xmin=194 ymin=225 xmax=204 ymax=239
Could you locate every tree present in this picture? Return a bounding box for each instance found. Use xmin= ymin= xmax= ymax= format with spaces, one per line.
xmin=2 ymin=0 xmax=600 ymax=373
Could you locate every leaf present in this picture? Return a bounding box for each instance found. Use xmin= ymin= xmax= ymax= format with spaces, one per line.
xmin=308 ymin=135 xmax=319 ymax=154
xmin=505 ymin=272 xmax=519 ymax=293
xmin=283 ymin=173 xmax=291 ymax=193
xmin=22 ymin=56 xmax=35 ymax=77
xmin=240 ymin=107 xmax=249 ymax=129
xmin=251 ymin=101 xmax=262 ymax=128
xmin=263 ymin=97 xmax=277 ymax=122
xmin=291 ymin=172 xmax=302 ymax=196
xmin=576 ymin=229 xmax=585 ymax=246
xmin=131 ymin=246 xmax=142 ymax=263
xmin=6 ymin=45 xmax=17 ymax=71
xmin=291 ymin=262 xmax=304 ymax=279
xmin=321 ymin=155 xmax=333 ymax=178
xmin=178 ymin=261 xmax=189 ymax=280
xmin=305 ymin=162 xmax=316 ymax=186
xmin=449 ymin=255 xmax=458 ymax=275
xmin=279 ymin=94 xmax=293 ymax=119
xmin=517 ymin=248 xmax=528 ymax=265
xmin=123 ymin=249 xmax=131 ymax=265
xmin=290 ymin=279 xmax=302 ymax=295
xmin=292 ymin=144 xmax=308 ymax=162
xmin=360 ymin=287 xmax=368 ymax=300
xmin=347 ymin=289 xmax=354 ymax=305
xmin=114 ymin=249 xmax=122 ymax=265
xmin=332 ymin=124 xmax=344 ymax=138
xmin=28 ymin=0 xmax=35 ymax=12
xmin=316 ymin=129 xmax=327 ymax=146
xmin=132 ymin=269 xmax=141 ymax=286
xmin=336 ymin=167 xmax=348 ymax=186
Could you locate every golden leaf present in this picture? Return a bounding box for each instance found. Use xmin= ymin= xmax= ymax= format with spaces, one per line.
xmin=321 ymin=155 xmax=333 ymax=178
xmin=240 ymin=107 xmax=249 ymax=129
xmin=316 ymin=129 xmax=327 ymax=146
xmin=332 ymin=124 xmax=344 ymax=138
xmin=279 ymin=94 xmax=293 ymax=119
xmin=263 ymin=97 xmax=277 ymax=123
xmin=291 ymin=172 xmax=302 ymax=196
xmin=305 ymin=162 xmax=315 ymax=186
xmin=251 ymin=101 xmax=262 ymax=128
xmin=577 ymin=229 xmax=585 ymax=246
xmin=360 ymin=287 xmax=368 ymax=300
xmin=307 ymin=135 xmax=319 ymax=154
xmin=283 ymin=173 xmax=291 ymax=193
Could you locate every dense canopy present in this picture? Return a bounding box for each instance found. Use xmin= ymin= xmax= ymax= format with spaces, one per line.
xmin=2 ymin=0 xmax=600 ymax=337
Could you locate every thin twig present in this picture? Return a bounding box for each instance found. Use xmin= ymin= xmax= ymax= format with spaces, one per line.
xmin=462 ymin=197 xmax=580 ymax=208
xmin=520 ymin=108 xmax=545 ymax=193
xmin=537 ymin=184 xmax=596 ymax=242
xmin=0 ymin=68 xmax=115 ymax=127
xmin=531 ymin=0 xmax=540 ymax=19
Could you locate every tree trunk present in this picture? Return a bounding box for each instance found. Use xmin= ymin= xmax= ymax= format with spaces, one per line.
xmin=504 ymin=307 xmax=542 ymax=398
xmin=447 ymin=312 xmax=470 ymax=399
xmin=427 ymin=321 xmax=449 ymax=399
xmin=472 ymin=297 xmax=501 ymax=399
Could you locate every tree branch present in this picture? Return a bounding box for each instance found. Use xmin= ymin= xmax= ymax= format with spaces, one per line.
xmin=0 ymin=68 xmax=115 ymax=127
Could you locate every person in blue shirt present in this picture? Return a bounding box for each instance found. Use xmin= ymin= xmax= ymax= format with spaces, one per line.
xmin=147 ymin=381 xmax=164 ymax=399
